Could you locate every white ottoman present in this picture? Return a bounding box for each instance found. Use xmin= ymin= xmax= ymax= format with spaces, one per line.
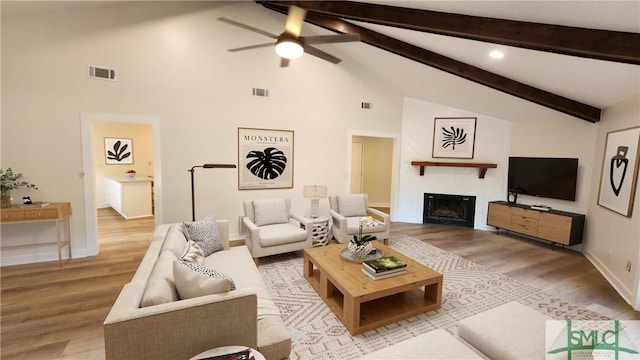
xmin=458 ymin=301 xmax=549 ymax=360
xmin=363 ymin=329 xmax=484 ymax=359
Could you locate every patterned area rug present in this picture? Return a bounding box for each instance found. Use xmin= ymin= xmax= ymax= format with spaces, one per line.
xmin=257 ymin=235 xmax=607 ymax=359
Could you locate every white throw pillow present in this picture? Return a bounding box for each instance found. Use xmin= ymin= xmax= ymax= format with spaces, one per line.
xmin=183 ymin=215 xmax=224 ymax=256
xmin=173 ymin=261 xmax=236 ymax=300
xmin=179 ymin=240 xmax=205 ymax=265
xmin=253 ymin=198 xmax=289 ymax=226
xmin=338 ymin=194 xmax=367 ymax=217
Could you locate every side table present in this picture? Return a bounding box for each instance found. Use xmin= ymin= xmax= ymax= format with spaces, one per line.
xmin=305 ymin=216 xmax=330 ymax=247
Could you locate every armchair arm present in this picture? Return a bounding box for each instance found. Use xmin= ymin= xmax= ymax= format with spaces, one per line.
xmin=329 ymin=209 xmax=348 ymax=231
xmin=242 ymin=216 xmax=261 ymax=253
xmin=290 ymin=213 xmax=312 ymax=229
xmin=367 ymin=207 xmax=391 ymax=226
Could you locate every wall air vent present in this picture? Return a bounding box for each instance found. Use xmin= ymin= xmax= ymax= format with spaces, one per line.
xmin=361 ymin=102 xmax=373 ymax=110
xmin=88 ymin=65 xmax=116 ymax=81
xmin=252 ymin=87 xmax=269 ymax=98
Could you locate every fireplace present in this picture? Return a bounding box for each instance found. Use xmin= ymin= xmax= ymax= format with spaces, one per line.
xmin=423 ymin=193 xmax=476 ymax=228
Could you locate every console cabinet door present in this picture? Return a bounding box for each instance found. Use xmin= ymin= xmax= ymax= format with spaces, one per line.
xmin=487 ymin=203 xmax=511 ymax=229
xmin=510 ymin=207 xmax=539 ymax=237
xmin=537 ymin=213 xmax=572 ymax=245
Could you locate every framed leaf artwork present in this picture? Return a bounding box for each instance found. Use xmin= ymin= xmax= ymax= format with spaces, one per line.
xmin=105 ymin=138 xmax=133 ymax=165
xmin=432 ymin=117 xmax=477 ymax=159
xmin=237 ymin=127 xmax=294 ymax=190
xmin=597 ymin=126 xmax=640 ymax=217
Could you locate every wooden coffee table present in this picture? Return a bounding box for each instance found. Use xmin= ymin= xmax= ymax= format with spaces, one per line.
xmin=303 ymin=242 xmax=442 ymax=335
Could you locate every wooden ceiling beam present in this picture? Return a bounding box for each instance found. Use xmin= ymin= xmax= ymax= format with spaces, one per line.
xmin=259 ymin=0 xmax=640 ymax=65
xmin=260 ymin=2 xmax=602 ymax=123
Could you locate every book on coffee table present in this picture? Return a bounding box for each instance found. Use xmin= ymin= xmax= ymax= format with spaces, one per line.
xmin=361 ymin=267 xmax=407 ymax=280
xmin=363 ymin=256 xmax=407 ymax=273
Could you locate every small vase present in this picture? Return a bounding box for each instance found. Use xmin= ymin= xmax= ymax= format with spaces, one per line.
xmin=1 ymin=190 xmax=11 ymax=208
xmin=348 ymin=241 xmax=374 ymax=259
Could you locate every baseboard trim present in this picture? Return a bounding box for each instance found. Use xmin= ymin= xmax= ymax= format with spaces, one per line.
xmin=583 ymin=250 xmax=633 ymax=305
xmin=1 ymin=248 xmax=87 ymax=266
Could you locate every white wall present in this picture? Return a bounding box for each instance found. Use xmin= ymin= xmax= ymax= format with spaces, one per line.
xmin=1 ymin=2 xmax=403 ymax=264
xmin=510 ymin=114 xmax=597 ymax=214
xmin=584 ymin=95 xmax=640 ymax=308
xmin=397 ymin=97 xmax=511 ymax=229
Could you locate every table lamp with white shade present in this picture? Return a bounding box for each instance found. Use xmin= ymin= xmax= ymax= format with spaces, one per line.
xmin=303 ymin=185 xmax=327 ymax=218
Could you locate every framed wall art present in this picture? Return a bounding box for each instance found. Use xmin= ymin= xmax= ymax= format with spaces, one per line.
xmin=432 ymin=117 xmax=477 ymax=159
xmin=238 ymin=127 xmax=294 ymax=190
xmin=597 ymin=126 xmax=640 ymax=217
xmin=105 ymin=137 xmax=133 ymax=165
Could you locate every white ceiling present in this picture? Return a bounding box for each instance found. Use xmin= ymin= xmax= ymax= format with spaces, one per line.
xmin=3 ymin=1 xmax=639 ymax=121
xmin=323 ymin=1 xmax=640 ymax=112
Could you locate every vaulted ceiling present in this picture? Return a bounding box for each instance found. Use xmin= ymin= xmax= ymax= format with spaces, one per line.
xmin=257 ymin=1 xmax=640 ymax=123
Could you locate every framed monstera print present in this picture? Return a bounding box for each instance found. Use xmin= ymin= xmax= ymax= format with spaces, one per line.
xmin=238 ymin=127 xmax=294 ymax=190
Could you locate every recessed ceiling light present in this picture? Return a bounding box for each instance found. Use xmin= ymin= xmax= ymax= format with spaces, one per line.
xmin=489 ymin=50 xmax=505 ymax=59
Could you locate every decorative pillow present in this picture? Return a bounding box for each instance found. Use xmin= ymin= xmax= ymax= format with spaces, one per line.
xmin=173 ymin=261 xmax=236 ymax=300
xmin=179 ymin=240 xmax=205 ymax=265
xmin=337 ymin=194 xmax=367 ymax=217
xmin=253 ymin=198 xmax=289 ymax=226
xmin=183 ymin=215 xmax=224 ymax=257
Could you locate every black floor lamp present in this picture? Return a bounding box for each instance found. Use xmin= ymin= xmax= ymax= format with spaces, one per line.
xmin=189 ymin=163 xmax=236 ymax=221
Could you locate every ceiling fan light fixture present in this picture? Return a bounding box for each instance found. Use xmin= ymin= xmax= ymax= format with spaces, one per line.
xmin=275 ymin=38 xmax=304 ymax=59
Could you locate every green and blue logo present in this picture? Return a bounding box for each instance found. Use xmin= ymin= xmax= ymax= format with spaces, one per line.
xmin=546 ymin=320 xmax=640 ymax=360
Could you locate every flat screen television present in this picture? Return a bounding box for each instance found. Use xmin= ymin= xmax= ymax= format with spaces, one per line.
xmin=508 ymin=157 xmax=578 ymax=201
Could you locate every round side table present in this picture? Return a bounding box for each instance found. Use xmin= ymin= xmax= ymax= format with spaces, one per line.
xmin=190 ymin=346 xmax=265 ymax=360
xmin=307 ymin=216 xmax=330 ymax=247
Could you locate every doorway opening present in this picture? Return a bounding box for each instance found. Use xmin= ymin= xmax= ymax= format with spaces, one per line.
xmin=350 ymin=135 xmax=394 ymax=213
xmin=80 ymin=112 xmax=162 ymax=256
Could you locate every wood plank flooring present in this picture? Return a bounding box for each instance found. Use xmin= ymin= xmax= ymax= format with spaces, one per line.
xmin=1 ymin=208 xmax=637 ymax=359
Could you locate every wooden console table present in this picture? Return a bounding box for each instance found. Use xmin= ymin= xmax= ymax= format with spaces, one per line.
xmin=1 ymin=202 xmax=72 ymax=266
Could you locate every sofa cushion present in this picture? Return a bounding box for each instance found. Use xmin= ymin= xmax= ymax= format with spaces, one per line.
xmin=338 ymin=194 xmax=367 ymax=217
xmin=364 ymin=329 xmax=483 ymax=359
xmin=253 ymin=198 xmax=289 ymax=226
xmin=258 ymin=223 xmax=308 ymax=247
xmin=179 ymin=241 xmax=205 ymax=265
xmin=160 ymin=224 xmax=189 ymax=258
xmin=173 ymin=261 xmax=234 ymax=299
xmin=458 ymin=301 xmax=549 ymax=360
xmin=183 ymin=215 xmax=224 ymax=256
xmin=140 ymin=250 xmax=179 ymax=307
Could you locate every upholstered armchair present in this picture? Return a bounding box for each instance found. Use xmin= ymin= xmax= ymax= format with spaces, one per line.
xmin=242 ymin=198 xmax=313 ymax=262
xmin=328 ymin=194 xmax=390 ymax=245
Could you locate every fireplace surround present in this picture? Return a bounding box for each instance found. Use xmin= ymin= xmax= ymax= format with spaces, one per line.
xmin=423 ymin=193 xmax=476 ymax=228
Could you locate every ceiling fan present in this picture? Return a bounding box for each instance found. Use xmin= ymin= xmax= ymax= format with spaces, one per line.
xmin=218 ymin=5 xmax=360 ymax=67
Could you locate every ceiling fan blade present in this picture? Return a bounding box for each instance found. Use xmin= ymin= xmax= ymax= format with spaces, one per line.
xmin=303 ymin=44 xmax=341 ymax=64
xmin=302 ymin=34 xmax=361 ymax=45
xmin=218 ymin=17 xmax=278 ymax=39
xmin=227 ymin=42 xmax=275 ymax=52
xmin=280 ymin=57 xmax=290 ymax=68
xmin=284 ymin=5 xmax=307 ymax=37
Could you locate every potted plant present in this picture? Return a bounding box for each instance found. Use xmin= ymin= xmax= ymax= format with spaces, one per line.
xmin=348 ymin=216 xmax=379 ymax=259
xmin=1 ymin=168 xmax=38 ymax=208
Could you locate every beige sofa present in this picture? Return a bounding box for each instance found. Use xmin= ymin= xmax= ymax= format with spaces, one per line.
xmin=103 ymin=220 xmax=291 ymax=360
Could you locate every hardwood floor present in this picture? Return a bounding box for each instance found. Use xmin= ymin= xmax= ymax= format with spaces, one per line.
xmin=1 ymin=208 xmax=637 ymax=359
